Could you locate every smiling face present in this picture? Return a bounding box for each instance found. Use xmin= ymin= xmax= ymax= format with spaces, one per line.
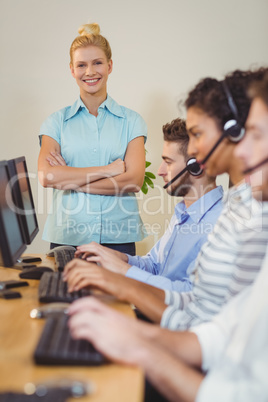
xmin=186 ymin=106 xmax=237 ymax=177
xmin=235 ymin=98 xmax=268 ymax=200
xmin=70 ymin=45 xmax=113 ymax=99
xmin=158 ymin=141 xmax=193 ymax=196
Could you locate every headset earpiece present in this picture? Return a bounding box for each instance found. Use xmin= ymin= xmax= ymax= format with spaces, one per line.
xmin=223 ymin=119 xmax=245 ymax=143
xmin=186 ymin=158 xmax=203 ymax=176
xmin=163 ymin=158 xmax=203 ymax=189
xmin=222 ymin=81 xmax=245 ymax=143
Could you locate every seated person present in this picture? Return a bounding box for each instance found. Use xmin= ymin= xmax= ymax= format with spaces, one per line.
xmin=67 ymin=71 xmax=268 ymax=401
xmin=120 ymin=117 xmax=223 ymax=292
xmin=73 ymin=117 xmax=222 ymax=292
xmin=64 ymin=67 xmax=268 ymax=331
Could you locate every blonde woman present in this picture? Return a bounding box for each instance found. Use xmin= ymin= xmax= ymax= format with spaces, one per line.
xmin=38 ymin=22 xmax=147 ymax=255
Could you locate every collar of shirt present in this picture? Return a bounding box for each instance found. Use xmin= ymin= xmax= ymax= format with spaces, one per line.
xmin=99 ymin=95 xmax=125 ymax=118
xmin=225 ymin=180 xmax=267 ymax=218
xmin=174 ymin=186 xmax=223 ymax=225
xmin=63 ymin=95 xmax=125 ymax=121
xmin=222 ymin=180 xmax=250 ymax=204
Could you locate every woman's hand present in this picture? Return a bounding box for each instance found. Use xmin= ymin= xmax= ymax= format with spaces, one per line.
xmin=107 ymin=158 xmax=125 ymax=177
xmin=46 ymin=151 xmax=67 ymax=166
xmin=64 ymin=254 xmax=167 ymax=324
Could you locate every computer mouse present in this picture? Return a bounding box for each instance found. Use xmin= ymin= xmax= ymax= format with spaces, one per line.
xmin=19 ymin=266 xmax=54 ymax=280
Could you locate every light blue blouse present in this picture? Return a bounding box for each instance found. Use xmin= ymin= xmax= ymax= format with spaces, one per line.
xmin=39 ymin=95 xmax=147 ymax=245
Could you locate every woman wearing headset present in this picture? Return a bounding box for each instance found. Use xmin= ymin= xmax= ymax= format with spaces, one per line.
xmin=186 ymin=71 xmax=248 ymax=183
xmin=38 ymin=22 xmax=147 ymax=255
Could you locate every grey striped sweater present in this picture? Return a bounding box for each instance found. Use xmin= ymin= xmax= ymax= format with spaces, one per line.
xmin=161 ymin=183 xmax=268 ymax=330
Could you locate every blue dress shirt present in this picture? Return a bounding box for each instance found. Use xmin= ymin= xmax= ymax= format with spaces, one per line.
xmin=126 ymin=186 xmax=223 ymax=291
xmin=39 ymin=95 xmax=147 ymax=245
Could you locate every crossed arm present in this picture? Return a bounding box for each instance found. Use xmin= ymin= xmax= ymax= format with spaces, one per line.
xmin=38 ymin=135 xmax=145 ymax=193
xmin=68 ymin=296 xmax=204 ymax=402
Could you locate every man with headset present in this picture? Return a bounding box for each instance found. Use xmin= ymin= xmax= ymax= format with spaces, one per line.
xmin=67 ymin=72 xmax=268 ymax=401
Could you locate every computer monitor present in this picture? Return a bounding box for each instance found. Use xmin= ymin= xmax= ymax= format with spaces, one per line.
xmin=7 ymin=156 xmax=39 ymax=245
xmin=0 ymin=160 xmax=27 ymax=267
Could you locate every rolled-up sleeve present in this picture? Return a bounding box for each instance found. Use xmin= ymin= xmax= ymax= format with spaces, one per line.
xmin=190 ymin=322 xmax=227 ymax=372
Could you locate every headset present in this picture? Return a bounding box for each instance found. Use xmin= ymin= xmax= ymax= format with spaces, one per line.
xmin=221 ymin=80 xmax=245 ymax=143
xmin=164 ymin=81 xmax=245 ymax=189
xmin=200 ymin=80 xmax=246 ymax=166
xmin=222 ymin=82 xmax=268 ymax=176
xmin=163 ymin=157 xmax=203 ymax=189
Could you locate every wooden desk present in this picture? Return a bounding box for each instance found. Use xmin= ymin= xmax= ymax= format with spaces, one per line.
xmin=0 ymin=255 xmax=144 ymax=402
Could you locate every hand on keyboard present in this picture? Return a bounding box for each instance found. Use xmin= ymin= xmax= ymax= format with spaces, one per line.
xmin=38 ymin=272 xmax=91 ymax=303
xmin=74 ymin=242 xmax=130 ymax=275
xmin=34 ymin=313 xmax=106 ymax=366
xmin=63 ymin=259 xmax=129 ymax=302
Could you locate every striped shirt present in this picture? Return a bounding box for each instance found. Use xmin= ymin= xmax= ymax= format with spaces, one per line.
xmin=161 ymin=182 xmax=268 ymax=330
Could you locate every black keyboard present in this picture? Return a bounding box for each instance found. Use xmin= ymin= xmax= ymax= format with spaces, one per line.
xmin=54 ymin=248 xmax=76 ymax=272
xmin=34 ymin=314 xmax=106 ymax=366
xmin=38 ymin=271 xmax=91 ymax=303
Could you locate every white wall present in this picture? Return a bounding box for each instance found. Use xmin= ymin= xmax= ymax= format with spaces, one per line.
xmin=1 ymin=0 xmax=268 ymax=254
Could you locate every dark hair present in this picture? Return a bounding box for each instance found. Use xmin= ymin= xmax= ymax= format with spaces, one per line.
xmin=248 ymin=71 xmax=268 ymax=107
xmin=162 ymin=118 xmax=189 ymax=159
xmin=185 ymin=68 xmax=268 ymax=130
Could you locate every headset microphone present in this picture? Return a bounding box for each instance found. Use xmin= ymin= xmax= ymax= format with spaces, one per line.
xmin=201 ymin=131 xmax=226 ymax=165
xmin=163 ymin=158 xmax=203 ymax=189
xmin=243 ymin=157 xmax=268 ymax=175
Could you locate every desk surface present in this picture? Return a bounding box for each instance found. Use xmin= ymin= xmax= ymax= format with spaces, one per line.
xmin=0 ymin=255 xmax=144 ymax=402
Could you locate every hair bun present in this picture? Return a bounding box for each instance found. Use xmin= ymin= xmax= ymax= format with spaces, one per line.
xmin=78 ymin=22 xmax=100 ymax=36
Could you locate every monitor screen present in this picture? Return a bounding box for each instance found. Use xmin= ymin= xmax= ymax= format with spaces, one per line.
xmin=0 ymin=161 xmax=27 ymax=267
xmin=7 ymin=156 xmax=39 ymax=244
